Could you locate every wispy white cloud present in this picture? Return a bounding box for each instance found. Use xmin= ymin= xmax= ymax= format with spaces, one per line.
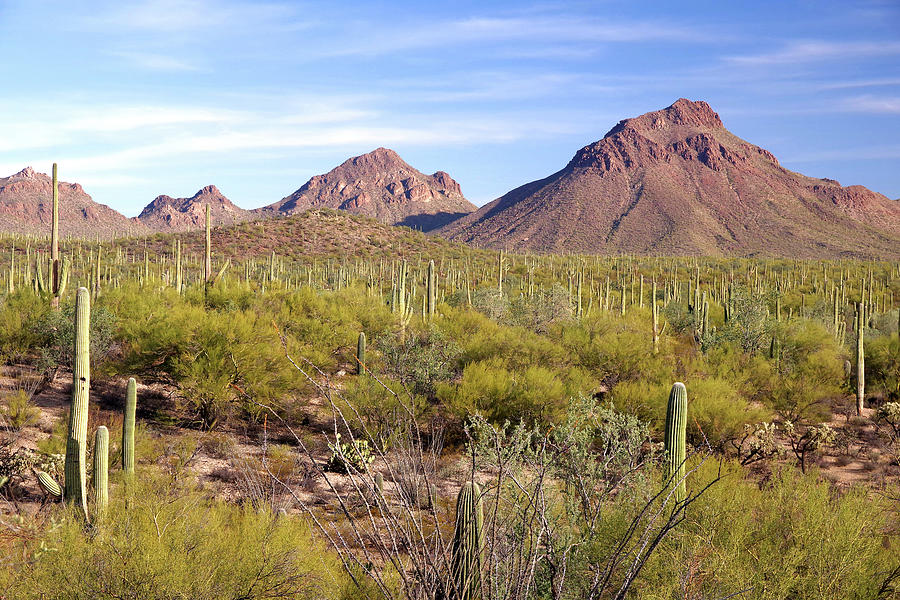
xmin=113 ymin=51 xmax=201 ymax=72
xmin=839 ymin=95 xmax=900 ymax=113
xmin=322 ymin=15 xmax=714 ymax=58
xmin=817 ymin=77 xmax=900 ymax=90
xmin=726 ymin=40 xmax=900 ymax=65
xmin=80 ymin=0 xmax=303 ymax=34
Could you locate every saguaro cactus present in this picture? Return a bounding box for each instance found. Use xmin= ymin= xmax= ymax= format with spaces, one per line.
xmin=356 ymin=332 xmax=366 ymax=375
xmin=664 ymin=382 xmax=687 ymax=503
xmin=36 ymin=470 xmax=63 ymax=499
xmin=123 ymin=377 xmax=137 ymax=474
xmin=204 ymin=204 xmax=212 ymax=284
xmin=51 ymin=163 xmax=60 ymax=310
xmin=427 ymin=259 xmax=436 ymax=318
xmin=65 ymin=287 xmax=91 ymax=519
xmin=451 ymin=481 xmax=484 ymax=600
xmin=93 ymin=426 xmax=109 ymax=512
xmin=856 ymin=301 xmax=865 ymax=415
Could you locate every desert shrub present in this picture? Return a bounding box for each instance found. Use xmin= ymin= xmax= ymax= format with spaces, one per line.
xmin=0 ymin=389 xmax=39 ymax=430
xmin=438 ymin=356 xmax=569 ymax=424
xmin=753 ymin=320 xmax=843 ymax=423
xmin=470 ymin=287 xmax=509 ymax=322
xmin=33 ymin=301 xmax=116 ymax=374
xmin=173 ymin=308 xmax=299 ymax=427
xmin=557 ymin=310 xmax=673 ymax=387
xmin=609 ymin=377 xmax=765 ymax=450
xmin=438 ymin=305 xmax=570 ymax=372
xmin=686 ymin=378 xmax=767 ymax=449
xmin=379 ymin=326 xmax=460 ymax=398
xmin=0 ymin=290 xmax=47 ymax=361
xmin=635 ymin=462 xmax=896 ymax=599
xmin=867 ymin=334 xmax=900 ymax=402
xmin=506 ymin=283 xmax=573 ymax=332
xmin=341 ymin=374 xmax=427 ymax=448
xmin=1 ymin=475 xmax=355 ymax=599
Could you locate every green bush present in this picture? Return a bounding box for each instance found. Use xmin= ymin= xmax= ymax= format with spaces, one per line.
xmin=437 ymin=356 xmax=569 ymax=424
xmin=1 ymin=474 xmax=357 ymax=599
xmin=635 ymin=461 xmax=897 ymax=599
xmin=867 ymin=334 xmax=900 ymax=402
xmin=0 ymin=290 xmax=47 ymax=361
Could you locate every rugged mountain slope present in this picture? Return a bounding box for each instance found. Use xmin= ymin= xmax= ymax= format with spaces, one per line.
xmin=439 ymin=99 xmax=900 ymax=259
xmin=257 ymin=148 xmax=476 ymax=231
xmin=0 ymin=167 xmax=148 ymax=238
xmin=136 ymin=185 xmax=252 ymax=231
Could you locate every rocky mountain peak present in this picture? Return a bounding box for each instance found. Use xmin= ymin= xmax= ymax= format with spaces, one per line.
xmin=259 ymin=148 xmax=475 ymax=231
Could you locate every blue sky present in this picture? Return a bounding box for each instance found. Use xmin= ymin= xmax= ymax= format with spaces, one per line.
xmin=0 ymin=0 xmax=898 ymax=215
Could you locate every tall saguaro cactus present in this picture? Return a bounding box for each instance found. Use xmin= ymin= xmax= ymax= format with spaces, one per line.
xmin=356 ymin=332 xmax=366 ymax=376
xmin=451 ymin=481 xmax=484 ymax=600
xmin=204 ymin=204 xmax=212 ymax=284
xmin=65 ymin=287 xmax=91 ymax=519
xmin=50 ymin=163 xmax=60 ymax=310
xmin=123 ymin=377 xmax=137 ymax=474
xmin=427 ymin=259 xmax=436 ymax=318
xmin=664 ymin=382 xmax=687 ymax=503
xmin=856 ymin=301 xmax=865 ymax=415
xmin=93 ymin=426 xmax=109 ymax=512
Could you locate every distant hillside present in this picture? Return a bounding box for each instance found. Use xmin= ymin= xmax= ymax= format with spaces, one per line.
xmin=125 ymin=208 xmax=476 ymax=261
xmin=0 ymin=167 xmax=148 ymax=238
xmin=439 ymin=99 xmax=900 ymax=259
xmin=136 ymin=185 xmax=252 ymax=231
xmin=256 ymin=148 xmax=476 ymax=231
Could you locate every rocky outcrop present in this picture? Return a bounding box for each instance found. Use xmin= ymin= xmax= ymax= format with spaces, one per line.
xmin=136 ymin=185 xmax=252 ymax=231
xmin=257 ymin=148 xmax=476 ymax=231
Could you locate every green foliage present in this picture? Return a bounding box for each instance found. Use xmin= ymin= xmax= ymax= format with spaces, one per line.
xmin=326 ymin=433 xmax=375 ymax=474
xmin=1 ymin=389 xmax=39 ymax=430
xmin=438 ymin=357 xmax=569 ymax=425
xmin=1 ymin=475 xmax=355 ymax=599
xmin=0 ymin=290 xmax=47 ymax=361
xmin=867 ymin=334 xmax=900 ymax=401
xmin=380 ymin=326 xmax=460 ymax=398
xmin=637 ymin=462 xmax=896 ymax=599
xmin=687 ymin=377 xmax=767 ymax=449
xmin=33 ymin=299 xmax=115 ymax=374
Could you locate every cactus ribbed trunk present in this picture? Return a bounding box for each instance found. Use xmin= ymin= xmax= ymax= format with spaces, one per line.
xmin=356 ymin=332 xmax=366 ymax=375
xmin=123 ymin=377 xmax=137 ymax=474
xmin=65 ymin=287 xmax=90 ymax=519
xmin=51 ymin=163 xmax=60 ymax=310
xmin=93 ymin=426 xmax=109 ymax=512
xmin=652 ymin=280 xmax=659 ymax=354
xmin=856 ymin=301 xmax=865 ymax=415
xmin=427 ymin=259 xmax=436 ymax=318
xmin=451 ymin=481 xmax=484 ymax=600
xmin=664 ymin=382 xmax=687 ymax=503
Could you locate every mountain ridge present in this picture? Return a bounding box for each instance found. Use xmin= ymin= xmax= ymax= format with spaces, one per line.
xmin=438 ymin=99 xmax=900 ymax=259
